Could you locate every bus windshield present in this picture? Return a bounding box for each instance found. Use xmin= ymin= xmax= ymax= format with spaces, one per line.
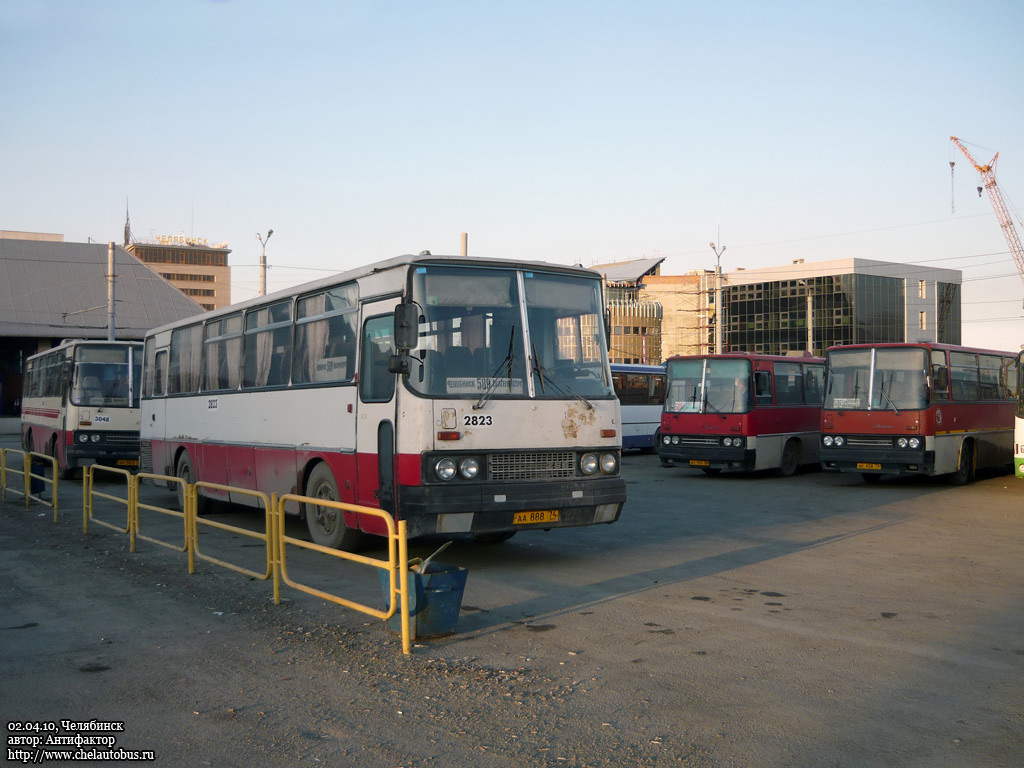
xmin=406 ymin=265 xmax=613 ymax=400
xmin=665 ymin=358 xmax=752 ymax=414
xmin=825 ymin=347 xmax=929 ymax=411
xmin=72 ymin=345 xmax=141 ymax=407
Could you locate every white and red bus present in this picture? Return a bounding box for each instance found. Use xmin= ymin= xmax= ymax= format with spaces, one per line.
xmin=657 ymin=352 xmax=825 ymax=476
xmin=21 ymin=339 xmax=143 ymax=479
xmin=1016 ymin=349 xmax=1024 ymax=479
xmin=821 ymin=342 xmax=1017 ymax=484
xmin=140 ymin=253 xmax=625 ymax=549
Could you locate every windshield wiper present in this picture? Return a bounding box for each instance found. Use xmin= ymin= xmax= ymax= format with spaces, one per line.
xmin=531 ymin=344 xmax=593 ymax=410
xmin=702 ymin=393 xmax=723 ymax=415
xmin=474 ymin=328 xmax=517 ymax=410
xmin=878 ymin=374 xmax=900 ymax=415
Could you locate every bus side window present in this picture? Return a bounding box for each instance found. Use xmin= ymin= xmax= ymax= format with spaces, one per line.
xmin=754 ymin=370 xmax=773 ymax=405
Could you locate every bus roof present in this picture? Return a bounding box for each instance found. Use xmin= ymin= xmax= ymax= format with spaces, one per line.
xmin=824 ymin=342 xmax=1017 ymax=358
xmin=26 ymin=338 xmax=143 ymax=362
xmin=664 ymin=351 xmax=824 ymax=364
xmin=143 ymin=253 xmax=604 ymax=337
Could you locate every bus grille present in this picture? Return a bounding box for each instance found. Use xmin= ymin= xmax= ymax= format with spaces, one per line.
xmin=673 ymin=435 xmax=720 ymax=447
xmin=845 ymin=436 xmax=893 ymax=448
xmin=104 ymin=431 xmax=140 ymax=447
xmin=489 ymin=451 xmax=576 ymax=481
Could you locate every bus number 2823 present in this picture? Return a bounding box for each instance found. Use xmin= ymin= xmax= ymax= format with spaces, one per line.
xmin=464 ymin=414 xmax=493 ymax=426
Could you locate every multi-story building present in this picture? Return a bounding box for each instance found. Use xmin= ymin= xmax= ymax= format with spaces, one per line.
xmin=592 ymin=256 xmax=963 ymax=362
xmin=590 ymin=258 xmax=665 ymax=364
xmin=128 ymin=235 xmax=232 ymax=311
xmin=722 ymin=258 xmax=961 ymax=356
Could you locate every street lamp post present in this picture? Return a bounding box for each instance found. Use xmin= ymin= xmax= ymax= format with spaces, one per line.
xmin=257 ymin=229 xmax=273 ymax=296
xmin=709 ymin=241 xmax=726 ymax=354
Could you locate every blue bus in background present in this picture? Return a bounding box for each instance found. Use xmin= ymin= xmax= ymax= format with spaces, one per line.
xmin=611 ymin=364 xmax=667 ymax=451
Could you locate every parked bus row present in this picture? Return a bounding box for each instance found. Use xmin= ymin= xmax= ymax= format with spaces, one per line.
xmin=19 ymin=253 xmax=1020 ymax=555
xmin=652 ymin=344 xmax=1018 ymax=485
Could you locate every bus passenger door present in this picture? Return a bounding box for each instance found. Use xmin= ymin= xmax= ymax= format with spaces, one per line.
xmin=355 ymin=309 xmax=398 ymax=525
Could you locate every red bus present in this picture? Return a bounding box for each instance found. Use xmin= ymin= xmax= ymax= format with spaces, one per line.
xmin=658 ymin=352 xmax=825 ymax=476
xmin=821 ymin=342 xmax=1017 ymax=484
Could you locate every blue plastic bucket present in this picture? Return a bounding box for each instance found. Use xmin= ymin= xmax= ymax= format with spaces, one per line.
xmin=381 ymin=562 xmax=468 ymax=639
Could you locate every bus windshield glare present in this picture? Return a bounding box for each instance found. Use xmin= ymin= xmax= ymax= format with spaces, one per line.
xmin=406 ymin=265 xmax=613 ymax=400
xmin=72 ymin=345 xmax=141 ymax=407
xmin=825 ymin=347 xmax=929 ymax=411
xmin=665 ymin=358 xmax=752 ymax=414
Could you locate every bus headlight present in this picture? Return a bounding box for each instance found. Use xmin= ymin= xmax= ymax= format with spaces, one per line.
xmin=834 ymin=435 xmax=845 ymax=447
xmin=78 ymin=433 xmax=90 ymax=443
xmin=459 ymin=457 xmax=480 ymax=479
xmin=671 ymin=435 xmax=680 ymax=445
xmin=599 ymin=453 xmax=618 ymax=474
xmin=435 ymin=458 xmax=457 ymax=481
xmin=897 ymin=437 xmax=908 ymax=449
xmin=580 ymin=453 xmax=599 ymax=475
xmin=823 ymin=435 xmax=834 ymax=447
xmin=908 ymin=437 xmax=920 ymax=449
xmin=662 ymin=435 xmax=671 ymax=446
xmin=91 ymin=434 xmax=101 ymax=443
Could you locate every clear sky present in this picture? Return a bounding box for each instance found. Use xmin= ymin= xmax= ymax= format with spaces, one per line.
xmin=3 ymin=0 xmax=1023 ymax=349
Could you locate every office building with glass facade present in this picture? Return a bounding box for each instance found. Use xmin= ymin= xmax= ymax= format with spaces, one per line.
xmin=722 ymin=258 xmax=961 ymax=356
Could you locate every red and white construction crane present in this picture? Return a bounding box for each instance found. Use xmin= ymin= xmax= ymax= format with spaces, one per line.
xmin=950 ymin=136 xmax=1024 ymax=286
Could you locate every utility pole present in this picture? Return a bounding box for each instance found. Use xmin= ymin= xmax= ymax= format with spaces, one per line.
xmin=709 ymin=241 xmax=726 ymax=354
xmin=460 ymin=232 xmax=468 ymax=256
xmin=107 ymin=242 xmax=116 ymax=341
xmin=257 ymin=229 xmax=273 ymax=296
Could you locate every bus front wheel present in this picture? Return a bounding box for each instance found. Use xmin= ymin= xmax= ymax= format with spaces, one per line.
xmin=777 ymin=439 xmax=800 ymax=477
xmin=949 ymin=441 xmax=974 ymax=486
xmin=175 ymin=451 xmax=209 ymax=515
xmin=305 ymin=463 xmax=366 ymax=551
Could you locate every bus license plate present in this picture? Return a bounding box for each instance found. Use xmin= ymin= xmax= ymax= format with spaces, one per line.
xmin=117 ymin=459 xmax=139 ymax=467
xmin=513 ymin=510 xmax=559 ymax=525
xmin=689 ymin=459 xmax=710 ymax=467
xmin=857 ymin=462 xmax=882 ymax=471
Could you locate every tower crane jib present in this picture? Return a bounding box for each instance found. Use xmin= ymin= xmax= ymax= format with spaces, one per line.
xmin=950 ymin=136 xmax=1024 ymax=288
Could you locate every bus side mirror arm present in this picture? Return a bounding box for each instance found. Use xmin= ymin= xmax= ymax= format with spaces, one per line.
xmin=388 ymin=355 xmax=411 ymax=377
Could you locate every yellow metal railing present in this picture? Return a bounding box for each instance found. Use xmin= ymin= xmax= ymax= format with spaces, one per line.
xmin=134 ymin=472 xmax=190 ymax=555
xmin=190 ymin=481 xmax=274 ymax=581
xmin=1 ymin=449 xmax=58 ymax=520
xmin=83 ymin=464 xmax=133 ymax=536
xmin=277 ymin=493 xmax=412 ymax=655
xmin=4 ymin=466 xmax=417 ymax=655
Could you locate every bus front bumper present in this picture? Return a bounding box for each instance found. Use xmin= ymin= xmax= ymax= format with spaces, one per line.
xmin=820 ymin=448 xmax=933 ymax=476
xmin=398 ymin=476 xmax=626 ymax=539
xmin=657 ymin=445 xmax=755 ymax=471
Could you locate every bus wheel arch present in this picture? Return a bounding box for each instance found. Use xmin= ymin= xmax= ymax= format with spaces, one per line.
xmin=949 ymin=438 xmax=975 ymax=486
xmin=47 ymin=435 xmax=75 ymax=480
xmin=174 ymin=448 xmax=208 ymax=514
xmin=303 ymin=460 xmax=366 ymax=551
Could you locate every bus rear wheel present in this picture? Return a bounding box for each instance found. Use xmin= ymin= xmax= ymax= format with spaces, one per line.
xmin=305 ymin=462 xmax=366 ymax=551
